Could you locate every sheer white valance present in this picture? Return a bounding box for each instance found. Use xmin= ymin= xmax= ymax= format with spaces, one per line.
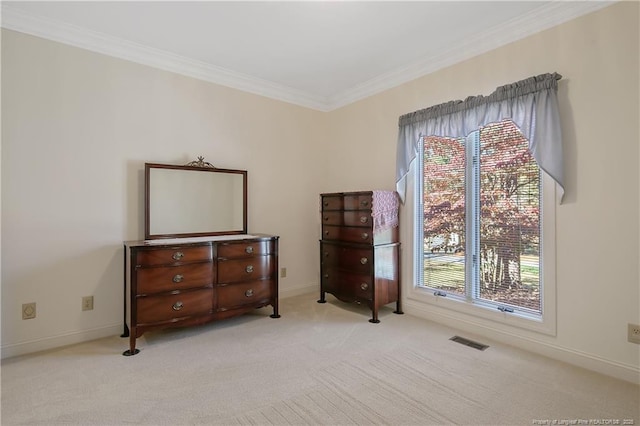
xmin=395 ymin=73 xmax=564 ymax=203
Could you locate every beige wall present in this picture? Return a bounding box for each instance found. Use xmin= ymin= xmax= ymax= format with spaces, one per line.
xmin=2 ymin=2 xmax=638 ymax=381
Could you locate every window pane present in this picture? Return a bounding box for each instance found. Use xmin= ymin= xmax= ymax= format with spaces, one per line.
xmin=423 ymin=136 xmax=466 ymax=296
xmin=478 ymin=121 xmax=541 ymax=313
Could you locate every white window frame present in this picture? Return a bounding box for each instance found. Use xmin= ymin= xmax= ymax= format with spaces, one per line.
xmin=408 ymin=131 xmax=557 ymax=336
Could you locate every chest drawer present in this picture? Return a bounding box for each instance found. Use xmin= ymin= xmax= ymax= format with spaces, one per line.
xmin=322 ymin=225 xmax=373 ymax=244
xmin=322 ymin=211 xmax=372 ymax=228
xmin=321 ymin=243 xmax=373 ymax=273
xmin=218 ymin=255 xmax=275 ymax=284
xmin=321 ymin=269 xmax=373 ymax=301
xmin=136 ymin=245 xmax=213 ymax=266
xmin=136 ymin=288 xmax=213 ymax=325
xmin=217 ymin=280 xmax=273 ymax=309
xmin=136 ymin=263 xmax=214 ymax=295
xmin=322 ymin=194 xmax=372 ymax=211
xmin=217 ymin=240 xmax=275 ymax=258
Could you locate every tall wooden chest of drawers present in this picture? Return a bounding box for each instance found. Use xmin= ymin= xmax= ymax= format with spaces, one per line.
xmin=318 ymin=191 xmax=402 ymax=323
xmin=123 ymin=234 xmax=279 ymax=355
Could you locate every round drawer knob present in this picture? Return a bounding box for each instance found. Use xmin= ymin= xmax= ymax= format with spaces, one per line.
xmin=360 ymin=216 xmax=368 ymax=223
xmin=361 ymin=283 xmax=368 ymax=291
xmin=172 ymin=274 xmax=184 ymax=283
xmin=172 ymin=301 xmax=184 ymax=311
xmin=245 ymin=289 xmax=254 ymax=297
xmin=360 ymin=257 xmax=368 ymax=265
xmin=323 ymin=273 xmax=329 ymax=279
xmin=245 ymin=246 xmax=254 ymax=254
xmin=172 ymin=251 xmax=184 ymax=260
xmin=361 ymin=200 xmax=369 ymax=207
xmin=245 ymin=265 xmax=254 ymax=273
xmin=361 ymin=233 xmax=369 ymax=240
xmin=324 ymin=216 xmax=329 ymax=221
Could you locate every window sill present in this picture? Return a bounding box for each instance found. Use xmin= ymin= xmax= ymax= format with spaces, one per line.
xmin=406 ymin=284 xmax=557 ymax=336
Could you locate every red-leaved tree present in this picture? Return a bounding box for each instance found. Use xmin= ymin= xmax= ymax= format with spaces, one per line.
xmin=424 ymin=120 xmax=540 ymax=302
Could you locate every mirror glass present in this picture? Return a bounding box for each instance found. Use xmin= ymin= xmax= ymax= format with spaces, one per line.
xmin=145 ymin=162 xmax=247 ymax=239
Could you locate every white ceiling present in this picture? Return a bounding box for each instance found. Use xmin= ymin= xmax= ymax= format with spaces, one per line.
xmin=2 ymin=1 xmax=612 ymax=111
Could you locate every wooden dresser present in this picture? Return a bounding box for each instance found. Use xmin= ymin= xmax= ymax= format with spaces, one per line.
xmin=318 ymin=191 xmax=402 ymax=323
xmin=123 ymin=234 xmax=279 ymax=355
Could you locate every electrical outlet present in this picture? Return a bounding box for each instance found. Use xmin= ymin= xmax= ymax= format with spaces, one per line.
xmin=629 ymin=323 xmax=640 ymax=344
xmin=281 ymin=267 xmax=287 ymax=278
xmin=22 ymin=303 xmax=36 ymax=320
xmin=82 ymin=296 xmax=94 ymax=311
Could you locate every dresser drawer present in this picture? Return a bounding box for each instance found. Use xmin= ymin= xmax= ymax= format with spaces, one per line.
xmin=136 ymin=263 xmax=214 ymax=295
xmin=217 ymin=280 xmax=273 ymax=309
xmin=321 ymin=269 xmax=373 ymax=301
xmin=136 ymin=245 xmax=213 ymax=266
xmin=322 ymin=211 xmax=372 ymax=227
xmin=136 ymin=288 xmax=212 ymax=324
xmin=321 ymin=243 xmax=373 ymax=273
xmin=217 ymin=240 xmax=275 ymax=258
xmin=322 ymin=225 xmax=373 ymax=244
xmin=321 ymin=194 xmax=372 ymax=211
xmin=218 ymin=255 xmax=275 ymax=283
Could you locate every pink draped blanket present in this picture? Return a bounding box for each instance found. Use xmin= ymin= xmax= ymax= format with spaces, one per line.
xmin=372 ymin=190 xmax=399 ymax=234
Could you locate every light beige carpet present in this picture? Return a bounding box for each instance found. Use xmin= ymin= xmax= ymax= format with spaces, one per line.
xmin=1 ymin=292 xmax=638 ymax=425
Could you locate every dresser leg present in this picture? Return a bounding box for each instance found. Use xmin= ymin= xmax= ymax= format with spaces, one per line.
xmin=122 ymin=335 xmax=140 ymax=356
xmin=394 ymin=300 xmax=404 ymax=315
xmin=317 ymin=291 xmax=326 ymax=303
xmin=369 ymin=306 xmax=380 ymax=324
xmin=270 ymin=301 xmax=281 ymax=318
xmin=394 ymin=243 xmax=403 ymax=315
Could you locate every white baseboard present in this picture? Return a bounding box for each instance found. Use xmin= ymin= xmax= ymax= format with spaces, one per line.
xmin=2 ymin=284 xmax=318 ymax=360
xmin=404 ymin=299 xmax=640 ymax=385
xmin=4 ymin=290 xmax=636 ymax=386
xmin=1 ymin=323 xmax=123 ymax=360
xmin=280 ymin=282 xmax=317 ymax=299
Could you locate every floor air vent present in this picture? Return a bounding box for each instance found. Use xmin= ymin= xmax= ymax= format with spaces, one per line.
xmin=450 ymin=336 xmax=489 ymax=351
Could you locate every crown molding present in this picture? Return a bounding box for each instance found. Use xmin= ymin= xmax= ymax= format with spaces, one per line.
xmin=1 ymin=2 xmax=615 ymax=112
xmin=0 ymin=4 xmax=331 ymax=111
xmin=328 ymin=1 xmax=616 ymax=110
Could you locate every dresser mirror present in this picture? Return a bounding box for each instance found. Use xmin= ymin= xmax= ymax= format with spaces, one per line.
xmin=145 ymin=158 xmax=247 ymax=239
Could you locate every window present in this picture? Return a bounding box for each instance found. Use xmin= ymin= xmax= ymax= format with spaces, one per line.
xmin=396 ymin=74 xmax=562 ymax=333
xmin=417 ymin=120 xmax=544 ymax=317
